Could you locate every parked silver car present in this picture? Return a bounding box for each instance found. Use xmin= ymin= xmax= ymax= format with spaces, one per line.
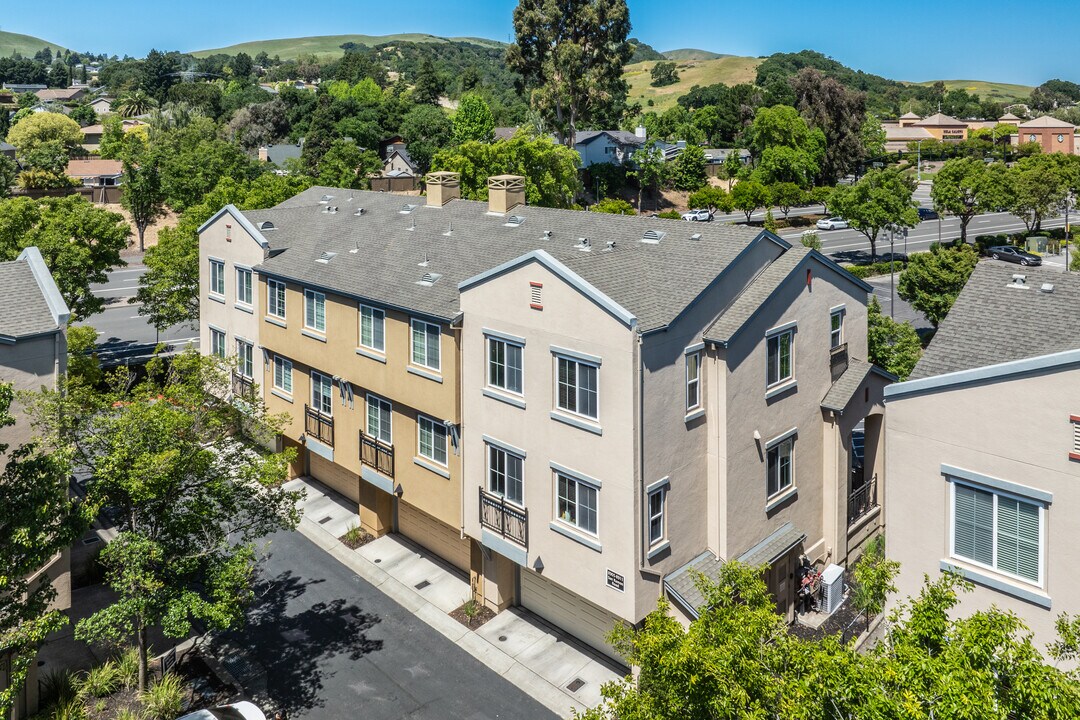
xmin=816 ymin=217 xmax=849 ymax=230
xmin=177 ymin=701 xmax=266 ymax=720
xmin=682 ymin=209 xmax=713 ymax=222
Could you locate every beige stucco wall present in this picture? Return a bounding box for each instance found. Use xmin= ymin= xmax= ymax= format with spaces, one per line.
xmin=0 ymin=331 xmax=64 ymax=451
xmin=460 ymin=259 xmax=638 ymax=621
xmin=886 ymin=366 xmax=1080 ymax=651
xmin=722 ymin=259 xmax=870 ymax=565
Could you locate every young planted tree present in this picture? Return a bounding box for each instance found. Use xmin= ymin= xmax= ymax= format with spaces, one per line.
xmin=687 ymin=186 xmax=732 ymax=215
xmin=730 ymin=179 xmax=770 ymax=222
xmin=867 ymin=297 xmax=921 ymax=380
xmin=121 ymin=154 xmax=166 ymax=252
xmin=829 ymin=168 xmax=918 ymax=260
xmin=931 ymin=157 xmax=1009 ymax=243
xmin=769 ymin=182 xmax=805 ymax=220
xmin=898 ymin=242 xmax=979 ymax=327
xmin=1008 ymin=154 xmax=1068 ymax=232
xmin=849 ymin=536 xmax=899 ymax=627
xmin=667 ymin=144 xmax=708 ymax=191
xmin=629 ymin=144 xmax=665 ymax=212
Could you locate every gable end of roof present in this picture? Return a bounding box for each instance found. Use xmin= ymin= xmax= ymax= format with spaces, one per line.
xmin=197 ymin=204 xmax=269 ymax=249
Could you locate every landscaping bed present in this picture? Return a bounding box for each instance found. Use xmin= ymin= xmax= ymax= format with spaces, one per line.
xmin=339 ymin=525 xmax=376 ymax=549
xmin=450 ymin=599 xmax=496 ymax=630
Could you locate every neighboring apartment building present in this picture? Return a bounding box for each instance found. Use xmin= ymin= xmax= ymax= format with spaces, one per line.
xmin=198 ymin=175 xmax=889 ymax=660
xmin=1016 ymin=115 xmax=1077 ymax=155
xmin=0 ymin=247 xmax=72 ymax=719
xmin=886 ymin=264 xmax=1080 ymax=652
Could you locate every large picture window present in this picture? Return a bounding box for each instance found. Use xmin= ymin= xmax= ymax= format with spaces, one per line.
xmin=952 ymin=483 xmax=1042 ymax=584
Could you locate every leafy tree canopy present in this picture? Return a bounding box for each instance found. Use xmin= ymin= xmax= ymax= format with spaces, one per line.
xmin=867 ymin=296 xmax=921 ymax=380
xmin=898 ymin=242 xmax=979 ymax=327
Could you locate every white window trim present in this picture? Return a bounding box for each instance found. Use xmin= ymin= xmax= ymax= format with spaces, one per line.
xmin=766 ymin=327 xmax=795 ymax=389
xmin=359 ymin=304 xmax=386 ymax=353
xmin=410 ymin=318 xmax=442 ymax=372
xmin=647 ymin=485 xmax=666 ymax=546
xmin=417 ymin=414 xmax=449 ymax=467
xmin=948 ymin=479 xmax=1046 ymax=589
xmin=310 ymin=370 xmax=333 ymax=417
xmin=552 ymin=465 xmax=601 ymax=538
xmin=485 ymin=440 xmax=525 ymax=507
xmin=209 ymin=326 xmax=226 ymax=359
xmin=267 ymin=279 xmax=287 ymax=320
xmin=366 ymin=393 xmax=393 ymax=445
xmin=236 ymin=339 xmax=254 ymax=379
xmin=208 ymin=258 xmax=225 ymax=297
xmin=830 ymin=306 xmax=845 ymax=349
xmin=273 ymin=356 xmax=293 ymax=395
xmin=486 ymin=334 xmax=525 ymax=396
xmin=553 ymin=353 xmax=601 ymax=422
xmin=765 ymin=430 xmax=796 ymax=500
xmin=685 ymin=348 xmax=702 ymax=412
xmin=235 ymin=265 xmax=253 ymax=307
xmin=304 ymin=289 xmax=326 ymax=333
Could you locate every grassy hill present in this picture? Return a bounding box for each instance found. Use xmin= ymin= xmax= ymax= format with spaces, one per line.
xmin=624 ymin=56 xmax=761 ymax=112
xmin=662 ymin=49 xmax=728 ymax=61
xmin=191 ymin=33 xmax=504 ymax=59
xmin=0 ymin=29 xmax=67 ymax=57
xmin=912 ymin=79 xmax=1035 ymax=104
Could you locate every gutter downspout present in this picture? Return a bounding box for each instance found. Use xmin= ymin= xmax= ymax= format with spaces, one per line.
xmin=450 ymin=314 xmax=466 ymax=542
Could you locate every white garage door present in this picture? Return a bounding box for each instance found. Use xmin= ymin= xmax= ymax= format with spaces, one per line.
xmin=397 ymin=501 xmax=472 ymax=573
xmin=520 ymin=569 xmax=625 ymax=662
xmin=309 ymin=453 xmax=360 ymax=504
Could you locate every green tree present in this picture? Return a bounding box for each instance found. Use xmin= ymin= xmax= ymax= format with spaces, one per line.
xmin=769 ymin=181 xmax=806 ymax=220
xmin=452 ymin=93 xmax=495 ymax=145
xmin=687 ymin=185 xmax=732 ymax=214
xmin=37 ymin=353 xmax=300 ymax=692
xmin=507 ymin=0 xmax=632 ymax=147
xmin=849 ymin=536 xmax=899 ymax=626
xmin=898 ymin=242 xmax=978 ymax=327
xmin=400 ymin=104 xmax=454 ymax=173
xmin=800 ymin=230 xmax=822 ymax=250
xmin=791 ymin=68 xmax=867 ymax=184
xmin=0 ymin=155 xmax=17 ymax=198
xmin=68 ymin=103 xmax=97 ymax=127
xmin=860 ymin=113 xmax=887 ymax=159
xmin=668 ymin=144 xmax=707 ymax=191
xmin=731 ymin=179 xmax=770 ymax=222
xmin=829 ymin=168 xmax=918 ymax=259
xmin=808 ymin=185 xmax=833 ymax=215
xmin=114 ymin=89 xmax=158 ymax=119
xmin=763 ymin=208 xmax=777 ymax=233
xmin=316 ymin=140 xmax=381 ymax=189
xmin=591 ymin=197 xmax=635 ymax=214
xmin=66 ymin=324 xmax=104 ymax=389
xmin=0 ymin=384 xmax=88 ymax=717
xmin=229 ymin=52 xmax=254 ymax=80
xmin=97 ymin=115 xmax=127 ymax=160
xmin=629 ymin=144 xmax=665 ymax=212
xmin=411 ymin=58 xmax=443 ymax=105
xmin=121 ymin=154 xmax=166 ymax=253
xmin=5 ymin=112 xmax=83 ymax=156
xmin=1008 ymin=153 xmax=1067 ymax=231
xmin=0 ymin=196 xmax=129 ymax=319
xmin=154 ymin=116 xmax=260 ymax=211
xmin=931 ymin=158 xmax=1009 ymax=243
xmin=746 ymin=105 xmax=824 ymax=187
xmin=867 ymin=296 xmax=921 ymax=380
xmin=649 ymin=61 xmax=679 ymax=87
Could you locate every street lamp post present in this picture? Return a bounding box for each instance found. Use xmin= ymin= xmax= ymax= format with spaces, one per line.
xmin=916 ymin=140 xmax=924 ymax=183
xmin=1066 ymin=192 xmax=1073 ymax=273
xmin=889 ymin=226 xmax=896 ymax=320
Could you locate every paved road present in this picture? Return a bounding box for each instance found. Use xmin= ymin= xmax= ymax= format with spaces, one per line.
xmin=82 ymin=261 xmax=196 ymax=365
xmin=224 ymin=530 xmax=558 ymax=720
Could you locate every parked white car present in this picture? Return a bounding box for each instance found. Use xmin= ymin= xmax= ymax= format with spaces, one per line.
xmin=177 ymin=701 xmax=266 ymax=720
xmin=682 ymin=209 xmax=713 ymax=222
xmin=816 ymin=217 xmax=849 ymax=230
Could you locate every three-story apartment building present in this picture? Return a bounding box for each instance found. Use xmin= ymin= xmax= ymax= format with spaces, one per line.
xmin=198 ymin=175 xmax=890 ymax=660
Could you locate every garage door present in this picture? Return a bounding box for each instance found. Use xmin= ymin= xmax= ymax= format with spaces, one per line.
xmin=309 ymin=453 xmax=360 ymax=504
xmin=520 ymin=569 xmax=625 ymax=662
xmin=397 ymin=501 xmax=471 ymax=573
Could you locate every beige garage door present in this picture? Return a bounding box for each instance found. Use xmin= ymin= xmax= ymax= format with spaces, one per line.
xmin=520 ymin=569 xmax=625 ymax=662
xmin=309 ymin=452 xmax=360 ymax=504
xmin=397 ymin=501 xmax=471 ymax=573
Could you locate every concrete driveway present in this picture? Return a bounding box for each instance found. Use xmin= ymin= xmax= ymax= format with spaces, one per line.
xmin=222 ymin=530 xmax=558 ymax=720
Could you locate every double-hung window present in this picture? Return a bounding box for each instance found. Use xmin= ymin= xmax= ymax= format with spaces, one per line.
xmin=209 ymin=259 xmax=225 ymax=296
xmin=359 ymin=305 xmax=385 ymax=352
xmin=556 ymin=472 xmax=598 ymax=535
xmin=304 ymin=289 xmax=326 ymax=333
xmin=488 ymin=445 xmax=524 ymax=505
xmin=418 ymin=415 xmax=448 ymax=466
xmin=686 ymin=351 xmax=701 ymax=411
xmin=556 ymin=356 xmax=598 ymax=419
xmin=830 ymin=308 xmax=845 ymax=349
xmin=268 ymin=279 xmax=286 ymax=319
xmin=273 ymin=356 xmax=292 ymax=394
xmin=647 ymin=486 xmax=665 ymax=545
xmin=488 ymin=337 xmax=523 ymax=394
xmin=766 ymin=434 xmax=794 ymax=498
xmin=367 ymin=394 xmax=392 ymax=444
xmin=411 ymin=320 xmax=441 ymax=370
xmin=209 ymin=328 xmax=226 ymax=359
xmin=236 ymin=267 xmax=253 ymax=306
xmin=766 ymin=328 xmax=794 ymax=387
xmin=952 ymin=483 xmax=1042 ymax=584
xmin=310 ymin=371 xmax=333 ymax=416
xmin=236 ymin=339 xmax=254 ymax=378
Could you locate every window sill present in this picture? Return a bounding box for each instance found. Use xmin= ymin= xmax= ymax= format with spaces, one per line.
xmin=234 ymin=303 xmax=253 ymax=314
xmin=413 ymin=456 xmax=451 ymax=479
xmin=407 ymin=366 xmax=443 ymax=384
xmin=549 ymin=521 xmax=602 ymax=553
xmin=549 ymin=411 xmax=602 ymax=436
xmin=301 ymin=329 xmax=327 ymax=342
xmin=208 ymin=294 xmax=225 ymax=304
xmin=765 ymin=486 xmax=798 ymax=513
xmin=765 ymin=379 xmax=797 ymax=400
xmin=647 ymin=540 xmax=670 ymax=560
xmin=684 ymin=407 xmax=705 ymax=423
xmin=264 ymin=316 xmax=286 ymax=328
xmin=484 ymin=388 xmax=525 ymax=409
xmin=355 ymin=347 xmax=387 ymax=364
xmin=270 ymin=388 xmax=293 ymax=403
xmin=939 ymin=560 xmax=1051 ymax=609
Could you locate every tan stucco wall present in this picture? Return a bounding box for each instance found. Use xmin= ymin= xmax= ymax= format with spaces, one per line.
xmin=460 ymin=260 xmax=638 ymax=621
xmin=0 ymin=331 xmax=64 ymax=451
xmin=886 ymin=366 xmax=1080 ymax=651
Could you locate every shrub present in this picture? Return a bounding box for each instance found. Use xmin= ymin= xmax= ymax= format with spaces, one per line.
xmin=115 ymin=646 xmax=140 ymax=690
xmin=140 ymin=673 xmax=187 ymax=720
xmin=590 ymin=197 xmax=636 ymax=215
xmin=800 ymin=231 xmax=822 ymax=251
xmin=844 ymin=261 xmax=907 ymax=279
xmin=39 ymin=670 xmax=78 ymax=709
xmin=115 ymin=709 xmax=146 ymax=720
xmin=77 ymin=661 xmax=119 ymax=699
xmin=655 ymin=210 xmax=681 ymax=220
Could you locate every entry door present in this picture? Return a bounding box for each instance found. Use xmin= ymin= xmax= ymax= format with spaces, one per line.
xmin=769 ymin=555 xmax=794 ymax=623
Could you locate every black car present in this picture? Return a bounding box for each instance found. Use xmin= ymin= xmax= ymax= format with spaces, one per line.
xmin=988 ymin=246 xmax=1042 ymax=266
xmin=917 ymin=207 xmax=939 ymax=221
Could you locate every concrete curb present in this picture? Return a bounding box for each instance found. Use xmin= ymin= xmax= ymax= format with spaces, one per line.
xmin=295 ymin=517 xmax=587 ymax=718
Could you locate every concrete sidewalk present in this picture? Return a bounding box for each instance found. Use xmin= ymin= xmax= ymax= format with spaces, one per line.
xmin=285 ymin=477 xmax=625 ymax=718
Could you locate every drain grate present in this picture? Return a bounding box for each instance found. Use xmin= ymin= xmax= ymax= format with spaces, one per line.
xmin=414 ymin=580 xmax=431 ymax=590
xmin=498 ymin=635 xmax=507 ymax=642
xmin=318 ymin=515 xmax=333 ymax=524
xmin=374 ymin=558 xmax=382 ymax=563
xmin=566 ymin=678 xmax=585 ymax=692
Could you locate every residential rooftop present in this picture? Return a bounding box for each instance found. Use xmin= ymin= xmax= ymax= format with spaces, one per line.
xmin=0 ymin=247 xmax=70 ymax=340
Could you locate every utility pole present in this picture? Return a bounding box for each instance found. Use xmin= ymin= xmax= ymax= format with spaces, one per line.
xmin=889 ymin=226 xmax=896 ymax=320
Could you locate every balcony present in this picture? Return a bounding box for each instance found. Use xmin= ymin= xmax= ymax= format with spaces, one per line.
xmin=304 ymin=405 xmax=334 ymax=447
xmin=231 ymin=372 xmax=255 ymax=401
xmin=830 ymin=343 xmax=849 ymax=381
xmin=847 ymin=474 xmax=878 ymax=527
xmin=479 ymin=488 xmax=528 ymax=548
xmin=359 ymin=431 xmax=395 ymax=478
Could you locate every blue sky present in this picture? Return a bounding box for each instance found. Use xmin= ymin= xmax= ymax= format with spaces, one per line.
xmin=2 ymin=0 xmax=1075 ymax=86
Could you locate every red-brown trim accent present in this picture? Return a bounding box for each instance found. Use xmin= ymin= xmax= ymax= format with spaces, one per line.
xmin=1070 ymin=415 xmax=1080 ymax=423
xmin=530 ymin=281 xmax=543 ymax=310
xmin=1069 ymin=452 xmax=1080 ymax=462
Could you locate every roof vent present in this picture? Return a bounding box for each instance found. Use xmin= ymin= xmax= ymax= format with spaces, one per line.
xmin=354 ymin=207 xmax=365 ymax=216
xmin=1040 ymin=282 xmax=1055 ymax=293
xmin=416 ymin=272 xmax=442 ymax=287
xmin=1007 ymin=274 xmax=1029 ymax=289
xmin=316 ymin=251 xmax=337 ymax=264
xmin=349 ymin=240 xmax=360 ymax=254
xmin=690 ymin=233 xmax=702 ymax=241
xmin=505 ymin=215 xmax=525 ymax=227
xmin=400 ymin=203 xmax=418 ymax=214
xmin=543 ymin=230 xmax=553 ymax=239
xmin=258 ymin=221 xmax=275 ymax=231
xmin=443 ymin=220 xmax=454 ymax=236
xmin=574 ymin=237 xmax=591 ymax=251
xmin=602 ymin=240 xmax=616 ymax=252
xmin=319 ymin=194 xmax=334 ymax=204
xmin=641 ymin=229 xmax=666 ymax=244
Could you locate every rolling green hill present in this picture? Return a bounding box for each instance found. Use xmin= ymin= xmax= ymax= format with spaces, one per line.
xmin=662 ymin=48 xmax=728 ymax=61
xmin=912 ymin=79 xmax=1035 ymax=104
xmin=191 ymin=33 xmax=504 ymax=59
xmin=0 ymin=29 xmax=67 ymax=57
xmin=624 ymin=56 xmax=762 ymax=112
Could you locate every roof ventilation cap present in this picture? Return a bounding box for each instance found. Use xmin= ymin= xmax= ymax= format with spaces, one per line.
xmin=399 ymin=203 xmax=418 ymax=214
xmin=1040 ymin=282 xmax=1055 ymax=293
xmin=443 ymin=220 xmax=454 ymax=236
xmin=1007 ymin=274 xmax=1029 ymax=289
xmin=690 ymin=232 xmax=702 ymax=241
xmin=505 ymin=214 xmax=525 ymax=227
xmin=258 ymin=220 xmax=275 ymax=230
xmin=416 ymin=272 xmax=442 ymax=287
xmin=641 ymin=229 xmax=666 ymax=244
xmin=319 ymin=194 xmax=334 ymax=204
xmin=602 ymin=240 xmax=616 ymax=252
xmin=574 ymin=237 xmax=591 ymax=251
xmin=316 ymin=251 xmax=337 ymax=264
xmin=354 ymin=207 xmax=365 ymax=216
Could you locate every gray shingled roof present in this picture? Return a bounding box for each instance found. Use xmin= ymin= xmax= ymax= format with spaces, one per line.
xmin=664 ymin=551 xmax=722 ymax=619
xmin=820 ymin=359 xmax=876 ymax=412
xmin=575 ymin=130 xmax=646 ymax=147
xmin=246 ymin=186 xmax=766 ymax=332
xmin=0 ymin=261 xmax=61 ymax=339
xmin=910 ymin=262 xmax=1080 ymax=380
xmin=264 ymin=143 xmax=303 ymax=166
xmin=703 ymin=245 xmax=810 ymax=345
xmin=738 ymin=522 xmax=806 ymax=568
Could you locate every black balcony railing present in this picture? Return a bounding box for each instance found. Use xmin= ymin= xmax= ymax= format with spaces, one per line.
xmin=231 ymin=372 xmax=255 ymax=401
xmin=359 ymin=431 xmax=395 ymax=478
xmin=847 ymin=474 xmax=878 ymax=527
xmin=830 ymin=343 xmax=849 ymax=381
xmin=479 ymin=488 xmax=528 ymax=548
xmin=304 ymin=405 xmax=334 ymax=447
